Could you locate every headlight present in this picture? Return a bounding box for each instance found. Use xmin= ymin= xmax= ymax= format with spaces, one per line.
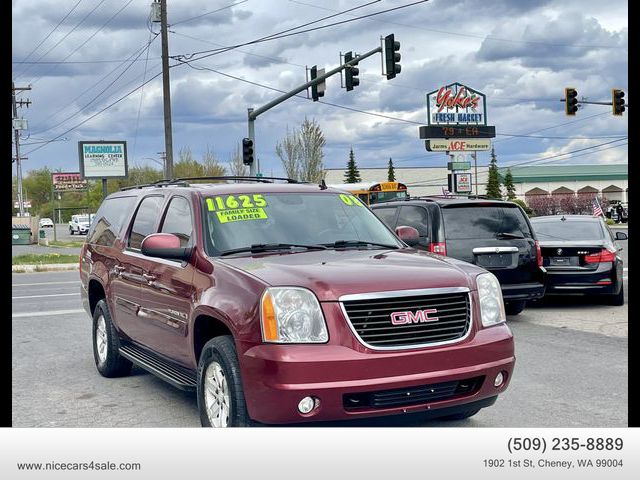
xmin=476 ymin=272 xmax=506 ymax=327
xmin=260 ymin=287 xmax=328 ymax=343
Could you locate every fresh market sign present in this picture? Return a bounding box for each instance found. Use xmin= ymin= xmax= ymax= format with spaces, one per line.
xmin=426 ymin=139 xmax=492 ymax=152
xmin=426 ymin=83 xmax=487 ymax=126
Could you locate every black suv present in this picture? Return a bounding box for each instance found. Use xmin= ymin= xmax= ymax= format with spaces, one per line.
xmin=372 ymin=197 xmax=545 ymax=315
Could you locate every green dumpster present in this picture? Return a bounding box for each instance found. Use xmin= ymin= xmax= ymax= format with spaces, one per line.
xmin=12 ymin=225 xmax=31 ymax=245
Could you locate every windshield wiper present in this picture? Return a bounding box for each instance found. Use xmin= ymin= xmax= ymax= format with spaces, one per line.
xmin=495 ymin=232 xmax=526 ymax=239
xmin=325 ymin=240 xmax=400 ymax=250
xmin=220 ymin=243 xmax=327 ymax=256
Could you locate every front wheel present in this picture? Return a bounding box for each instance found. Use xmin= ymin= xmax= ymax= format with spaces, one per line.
xmin=69 ymin=228 xmax=74 ymax=235
xmin=505 ymin=300 xmax=526 ymax=316
xmin=197 ymin=336 xmax=253 ymax=427
xmin=92 ymin=299 xmax=132 ymax=377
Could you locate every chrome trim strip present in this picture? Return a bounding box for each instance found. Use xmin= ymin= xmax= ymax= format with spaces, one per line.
xmin=123 ymin=249 xmax=186 ymax=268
xmin=472 ymin=246 xmax=519 ymax=254
xmin=339 ymin=286 xmax=469 ymax=302
xmin=339 ymin=289 xmax=474 ymax=351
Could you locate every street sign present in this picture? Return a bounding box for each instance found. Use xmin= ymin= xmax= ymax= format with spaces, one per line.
xmin=426 ymin=139 xmax=491 ymax=152
xmin=426 ymin=83 xmax=487 ymax=126
xmin=13 ymin=118 xmax=28 ymax=130
xmin=78 ymin=141 xmax=128 ymax=179
xmin=52 ymin=172 xmax=88 ymax=192
xmin=447 ymin=161 xmax=471 ymax=171
xmin=419 ymin=125 xmax=496 ymax=139
xmin=14 ymin=201 xmax=31 ymax=208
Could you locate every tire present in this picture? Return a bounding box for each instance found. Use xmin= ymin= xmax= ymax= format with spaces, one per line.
xmin=69 ymin=229 xmax=74 ymax=235
xmin=92 ymin=299 xmax=132 ymax=378
xmin=505 ymin=300 xmax=526 ymax=316
xmin=439 ymin=408 xmax=481 ymax=421
xmin=604 ymin=286 xmax=624 ymax=306
xmin=197 ymin=336 xmax=253 ymax=427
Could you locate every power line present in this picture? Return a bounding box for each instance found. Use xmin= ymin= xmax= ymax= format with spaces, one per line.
xmin=288 ymin=0 xmax=624 ymax=50
xmin=28 ymin=0 xmax=136 ymax=86
xmin=13 ymin=0 xmax=84 ymax=75
xmin=17 ymin=0 xmax=108 ymax=81
xmin=169 ymin=0 xmax=249 ymax=27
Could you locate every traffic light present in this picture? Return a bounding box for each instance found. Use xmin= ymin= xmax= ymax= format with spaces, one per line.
xmin=310 ymin=65 xmax=325 ymax=102
xmin=612 ymin=89 xmax=625 ymax=116
xmin=344 ymin=51 xmax=359 ymax=91
xmin=242 ymin=138 xmax=254 ymax=166
xmin=384 ymin=34 xmax=401 ymax=80
xmin=564 ymin=87 xmax=578 ymax=116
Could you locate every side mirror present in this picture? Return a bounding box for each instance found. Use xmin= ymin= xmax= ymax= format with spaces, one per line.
xmin=615 ymin=231 xmax=628 ymax=240
xmin=395 ymin=225 xmax=419 ymax=247
xmin=141 ymin=233 xmax=192 ymax=261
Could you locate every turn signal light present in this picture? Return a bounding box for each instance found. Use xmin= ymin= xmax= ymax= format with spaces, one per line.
xmin=535 ymin=240 xmax=543 ymax=267
xmin=261 ymin=292 xmax=279 ymax=341
xmin=428 ymin=242 xmax=447 ymax=256
xmin=584 ymin=249 xmax=616 ymax=264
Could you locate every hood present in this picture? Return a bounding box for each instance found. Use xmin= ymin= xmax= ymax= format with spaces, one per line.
xmin=219 ymin=248 xmax=478 ymax=301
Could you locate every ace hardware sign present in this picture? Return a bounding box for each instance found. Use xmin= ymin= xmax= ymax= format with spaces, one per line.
xmin=426 ymin=83 xmax=487 ymax=126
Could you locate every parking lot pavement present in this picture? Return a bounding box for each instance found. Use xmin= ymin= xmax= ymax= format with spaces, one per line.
xmin=12 ymin=270 xmax=627 ymax=428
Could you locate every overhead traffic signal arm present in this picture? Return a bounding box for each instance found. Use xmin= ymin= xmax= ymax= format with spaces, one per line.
xmin=565 ymin=87 xmax=578 ymax=116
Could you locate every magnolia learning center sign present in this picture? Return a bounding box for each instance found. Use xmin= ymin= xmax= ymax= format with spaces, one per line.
xmin=78 ymin=141 xmax=128 ymax=179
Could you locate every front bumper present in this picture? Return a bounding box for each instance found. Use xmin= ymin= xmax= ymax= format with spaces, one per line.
xmin=239 ymin=316 xmax=514 ymax=424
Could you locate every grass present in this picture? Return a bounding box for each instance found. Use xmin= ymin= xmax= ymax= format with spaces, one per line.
xmin=47 ymin=240 xmax=85 ymax=248
xmin=12 ymin=253 xmax=79 ymax=265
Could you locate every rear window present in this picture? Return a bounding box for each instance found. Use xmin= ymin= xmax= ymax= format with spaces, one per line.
xmin=87 ymin=196 xmax=136 ymax=246
xmin=442 ymin=206 xmax=532 ymax=240
xmin=532 ymin=220 xmax=604 ymax=241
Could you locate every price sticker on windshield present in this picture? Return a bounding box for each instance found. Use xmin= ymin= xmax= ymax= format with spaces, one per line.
xmin=206 ymin=194 xmax=268 ymax=223
xmin=339 ymin=194 xmax=364 ymax=206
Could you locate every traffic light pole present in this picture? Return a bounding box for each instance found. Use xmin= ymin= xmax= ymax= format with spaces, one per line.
xmin=247 ymin=45 xmax=382 ymax=174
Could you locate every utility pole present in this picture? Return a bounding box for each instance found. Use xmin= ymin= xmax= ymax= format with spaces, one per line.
xmin=157 ymin=0 xmax=174 ymax=179
xmin=12 ymin=82 xmax=32 ymax=217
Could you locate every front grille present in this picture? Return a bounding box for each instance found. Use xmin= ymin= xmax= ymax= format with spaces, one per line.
xmin=343 ymin=376 xmax=484 ymax=410
xmin=342 ymin=291 xmax=471 ymax=348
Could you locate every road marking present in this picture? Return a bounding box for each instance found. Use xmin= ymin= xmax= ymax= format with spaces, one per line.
xmin=12 ymin=293 xmax=79 ymax=299
xmin=12 ymin=309 xmax=85 ymax=318
xmin=12 ymin=281 xmax=79 ymax=287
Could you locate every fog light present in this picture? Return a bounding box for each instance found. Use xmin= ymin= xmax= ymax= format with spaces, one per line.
xmin=494 ymin=372 xmax=504 ymax=388
xmin=298 ymin=396 xmax=315 ymax=414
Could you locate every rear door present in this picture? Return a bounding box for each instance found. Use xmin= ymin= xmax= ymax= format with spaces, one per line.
xmin=441 ymin=204 xmax=538 ymax=285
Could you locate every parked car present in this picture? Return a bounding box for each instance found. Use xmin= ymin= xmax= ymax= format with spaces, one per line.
xmin=39 ymin=218 xmax=54 ymax=228
xmin=371 ymin=197 xmax=545 ymax=315
xmin=80 ymin=178 xmax=515 ymax=427
xmin=69 ymin=214 xmax=91 ymax=235
xmin=529 ymin=215 xmax=626 ymax=305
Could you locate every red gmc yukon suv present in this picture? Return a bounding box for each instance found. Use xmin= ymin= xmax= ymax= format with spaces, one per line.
xmin=80 ymin=177 xmax=514 ymax=427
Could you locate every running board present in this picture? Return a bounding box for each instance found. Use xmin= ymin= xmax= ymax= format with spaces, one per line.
xmin=119 ymin=343 xmax=197 ymax=391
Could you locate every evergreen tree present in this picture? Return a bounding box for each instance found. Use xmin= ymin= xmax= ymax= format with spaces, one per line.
xmin=485 ymin=147 xmax=502 ymax=199
xmin=387 ymin=158 xmax=396 ymax=182
xmin=344 ymin=147 xmax=361 ymax=183
xmin=504 ymin=168 xmax=516 ymax=200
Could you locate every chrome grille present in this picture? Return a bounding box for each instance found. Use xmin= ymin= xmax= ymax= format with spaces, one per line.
xmin=341 ymin=289 xmax=471 ymax=349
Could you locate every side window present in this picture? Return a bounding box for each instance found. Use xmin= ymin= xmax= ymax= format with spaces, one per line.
xmin=87 ymin=196 xmax=136 ymax=247
xmin=128 ymin=196 xmax=164 ymax=250
xmin=397 ymin=206 xmax=429 ymax=237
xmin=160 ymin=196 xmax=193 ymax=247
xmin=373 ymin=207 xmax=399 ymax=228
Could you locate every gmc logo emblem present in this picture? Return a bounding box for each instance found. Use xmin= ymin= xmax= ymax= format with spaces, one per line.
xmin=390 ymin=309 xmax=439 ymax=325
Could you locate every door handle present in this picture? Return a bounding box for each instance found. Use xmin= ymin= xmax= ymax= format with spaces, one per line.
xmin=142 ymin=273 xmax=156 ymax=282
xmin=114 ymin=265 xmax=125 ymax=275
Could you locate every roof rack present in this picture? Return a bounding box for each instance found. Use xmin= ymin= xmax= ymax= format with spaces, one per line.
xmin=119 ymin=176 xmax=300 ymax=191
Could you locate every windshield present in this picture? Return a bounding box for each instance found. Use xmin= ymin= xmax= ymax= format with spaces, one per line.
xmin=76 ymin=215 xmax=90 ymax=223
xmin=442 ymin=206 xmax=533 ymax=240
xmin=203 ymin=192 xmax=402 ymax=255
xmin=532 ymin=220 xmax=604 ymax=242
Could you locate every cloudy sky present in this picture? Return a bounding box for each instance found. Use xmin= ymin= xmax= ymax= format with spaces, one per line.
xmin=12 ymin=0 xmax=628 ymax=177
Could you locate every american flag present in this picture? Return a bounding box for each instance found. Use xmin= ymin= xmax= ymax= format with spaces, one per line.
xmin=592 ymin=197 xmax=603 ymax=217
xmin=442 ymin=186 xmax=451 ymax=197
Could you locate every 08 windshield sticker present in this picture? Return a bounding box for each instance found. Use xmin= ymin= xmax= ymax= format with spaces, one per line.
xmin=206 ymin=194 xmax=268 ymax=224
xmin=339 ymin=194 xmax=364 ymax=207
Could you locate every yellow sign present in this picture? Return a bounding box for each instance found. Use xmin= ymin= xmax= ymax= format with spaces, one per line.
xmin=216 ymin=208 xmax=268 ymax=223
xmin=206 ymin=194 xmax=269 ymax=223
xmin=339 ymin=194 xmax=364 ymax=206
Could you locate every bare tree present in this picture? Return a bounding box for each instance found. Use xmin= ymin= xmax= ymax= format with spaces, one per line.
xmin=298 ymin=117 xmax=326 ymax=183
xmin=201 ymin=144 xmax=226 ymax=177
xmin=227 ymin=142 xmax=248 ymax=177
xmin=275 ymin=126 xmax=301 ymax=180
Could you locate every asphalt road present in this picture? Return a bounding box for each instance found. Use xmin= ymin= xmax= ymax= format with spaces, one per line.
xmin=12 ymin=270 xmax=627 ymax=428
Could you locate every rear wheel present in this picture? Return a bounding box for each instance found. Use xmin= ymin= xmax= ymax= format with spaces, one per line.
xmin=505 ymin=300 xmax=526 ymax=316
xmin=604 ymin=286 xmax=624 ymax=306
